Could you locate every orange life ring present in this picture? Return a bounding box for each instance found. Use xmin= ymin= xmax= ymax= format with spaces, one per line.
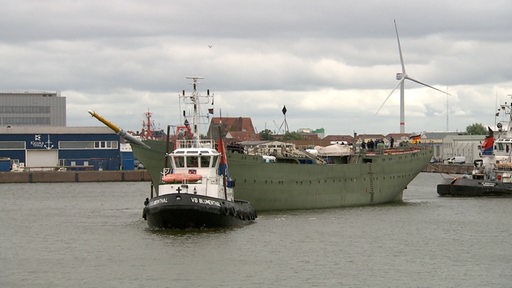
xmin=161 ymin=173 xmax=202 ymax=183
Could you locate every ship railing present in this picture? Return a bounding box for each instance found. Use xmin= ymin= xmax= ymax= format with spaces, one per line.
xmin=175 ymin=139 xmax=215 ymax=149
xmin=361 ymin=145 xmax=423 ymax=156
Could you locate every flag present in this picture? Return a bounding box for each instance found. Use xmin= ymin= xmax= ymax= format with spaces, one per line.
xmin=217 ymin=138 xmax=228 ymax=178
xmin=409 ymin=134 xmax=421 ymax=144
xmin=481 ymin=136 xmax=494 ymax=155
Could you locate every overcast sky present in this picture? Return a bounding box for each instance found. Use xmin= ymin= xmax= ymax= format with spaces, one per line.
xmin=2 ymin=0 xmax=512 ymax=136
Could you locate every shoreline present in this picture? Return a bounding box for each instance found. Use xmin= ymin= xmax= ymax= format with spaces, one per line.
xmin=0 ymin=163 xmax=472 ymax=184
xmin=0 ymin=170 xmax=151 ymax=183
xmin=422 ymin=163 xmax=473 ymax=175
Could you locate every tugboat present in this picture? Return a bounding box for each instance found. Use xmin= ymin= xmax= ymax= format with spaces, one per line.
xmin=90 ymin=77 xmax=257 ymax=229
xmin=437 ymin=97 xmax=512 ymax=197
xmin=141 ymin=139 xmax=257 ymax=228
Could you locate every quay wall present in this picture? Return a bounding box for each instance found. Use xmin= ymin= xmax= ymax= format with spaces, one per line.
xmin=423 ymin=163 xmax=473 ymax=175
xmin=0 ymin=164 xmax=470 ymax=184
xmin=0 ymin=170 xmax=151 ymax=183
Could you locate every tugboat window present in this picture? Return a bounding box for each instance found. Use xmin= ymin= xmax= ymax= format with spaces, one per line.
xmin=199 ymin=156 xmax=206 ymax=168
xmin=174 ymin=156 xmax=185 ymax=168
xmin=187 ymin=156 xmax=199 ymax=167
xmin=200 ymin=156 xmax=210 ymax=168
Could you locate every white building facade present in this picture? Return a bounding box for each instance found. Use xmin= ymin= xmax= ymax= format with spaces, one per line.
xmin=442 ymin=134 xmax=485 ymax=163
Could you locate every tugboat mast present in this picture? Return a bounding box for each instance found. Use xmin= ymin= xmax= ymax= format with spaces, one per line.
xmin=181 ymin=77 xmax=214 ymax=147
xmin=189 ymin=77 xmax=202 ymax=143
xmin=496 ymin=95 xmax=512 ymax=135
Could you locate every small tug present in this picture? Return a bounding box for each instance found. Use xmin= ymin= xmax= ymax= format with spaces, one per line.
xmin=438 ymin=96 xmax=512 ymax=197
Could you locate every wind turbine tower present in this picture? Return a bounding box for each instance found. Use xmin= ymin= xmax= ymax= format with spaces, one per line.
xmin=377 ymin=20 xmax=450 ymax=133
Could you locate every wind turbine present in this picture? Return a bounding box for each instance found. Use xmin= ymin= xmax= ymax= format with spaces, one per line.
xmin=377 ymin=20 xmax=450 ymax=133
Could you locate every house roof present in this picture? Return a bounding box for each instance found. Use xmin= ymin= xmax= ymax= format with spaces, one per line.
xmin=322 ymin=135 xmax=355 ymax=143
xmin=226 ymin=130 xmax=257 ymax=141
xmin=422 ymin=131 xmax=461 ymax=140
xmin=208 ymin=117 xmax=259 ymax=141
xmin=385 ymin=133 xmax=411 ymax=139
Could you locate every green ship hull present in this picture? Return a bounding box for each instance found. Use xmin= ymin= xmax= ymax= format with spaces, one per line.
xmin=226 ymin=149 xmax=431 ymax=211
xmin=133 ymin=140 xmax=432 ymax=211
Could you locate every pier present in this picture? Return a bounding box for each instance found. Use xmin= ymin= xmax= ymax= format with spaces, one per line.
xmin=423 ymin=163 xmax=473 ymax=175
xmin=0 ymin=164 xmax=470 ymax=184
xmin=0 ymin=170 xmax=151 ymax=183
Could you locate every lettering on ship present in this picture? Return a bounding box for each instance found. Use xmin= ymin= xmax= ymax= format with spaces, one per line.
xmin=149 ymin=198 xmax=168 ymax=207
xmin=191 ymin=197 xmax=221 ymax=207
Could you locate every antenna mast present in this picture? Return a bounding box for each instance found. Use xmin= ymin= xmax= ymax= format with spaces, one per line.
xmin=180 ymin=77 xmax=214 ymax=144
xmin=446 ymin=92 xmax=449 ymax=131
xmin=277 ymin=105 xmax=289 ymax=134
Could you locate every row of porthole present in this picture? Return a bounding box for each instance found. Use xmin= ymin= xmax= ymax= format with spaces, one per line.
xmin=232 ymin=155 xmax=261 ymax=161
xmin=378 ymin=154 xmax=421 ymax=162
xmin=388 ymin=150 xmax=431 ymax=161
xmin=241 ymin=179 xmax=351 ymax=184
xmin=240 ymin=174 xmax=411 ymax=184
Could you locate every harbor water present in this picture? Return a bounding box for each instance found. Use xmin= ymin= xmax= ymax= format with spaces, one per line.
xmin=1 ymin=173 xmax=511 ymax=287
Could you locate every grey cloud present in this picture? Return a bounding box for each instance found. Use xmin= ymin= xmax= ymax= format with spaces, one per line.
xmin=1 ymin=0 xmax=512 ymax=135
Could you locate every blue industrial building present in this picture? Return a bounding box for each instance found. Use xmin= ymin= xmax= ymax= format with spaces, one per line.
xmin=0 ymin=126 xmax=134 ymax=171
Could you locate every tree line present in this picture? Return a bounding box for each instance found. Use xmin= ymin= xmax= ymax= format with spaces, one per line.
xmin=257 ymin=123 xmax=490 ymax=140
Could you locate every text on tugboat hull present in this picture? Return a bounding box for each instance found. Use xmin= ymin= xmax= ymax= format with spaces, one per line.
xmin=149 ymin=198 xmax=168 ymax=206
xmin=191 ymin=197 xmax=221 ymax=207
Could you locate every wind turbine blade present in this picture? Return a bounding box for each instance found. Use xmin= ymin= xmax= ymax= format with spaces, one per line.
xmin=376 ymin=79 xmax=404 ymax=114
xmin=394 ymin=19 xmax=406 ymax=74
xmin=406 ymin=76 xmax=451 ymax=95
